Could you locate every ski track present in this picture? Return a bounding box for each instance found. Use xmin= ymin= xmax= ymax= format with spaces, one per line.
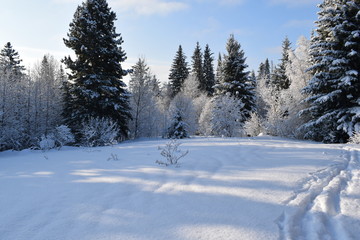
xmin=278 ymin=147 xmax=360 ymax=240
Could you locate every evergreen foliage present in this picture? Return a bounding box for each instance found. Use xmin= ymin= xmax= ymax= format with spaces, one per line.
xmin=191 ymin=42 xmax=205 ymax=92
xmin=169 ymin=45 xmax=189 ymax=97
xmin=167 ymin=110 xmax=188 ymax=139
xmin=215 ymin=34 xmax=255 ymax=120
xmin=0 ymin=42 xmax=25 ymax=76
xmin=272 ymin=37 xmax=291 ymax=90
xmin=62 ymin=0 xmax=131 ymax=142
xmin=258 ymin=58 xmax=271 ymax=85
xmin=203 ymin=44 xmax=216 ymax=96
xmin=301 ymin=0 xmax=360 ymax=143
xmin=215 ymin=53 xmax=223 ymax=85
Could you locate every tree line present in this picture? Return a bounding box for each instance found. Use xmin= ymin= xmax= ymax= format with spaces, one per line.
xmin=1 ymin=0 xmax=359 ymax=151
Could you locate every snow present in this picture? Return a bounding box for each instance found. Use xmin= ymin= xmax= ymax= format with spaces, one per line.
xmin=0 ymin=136 xmax=359 ymax=240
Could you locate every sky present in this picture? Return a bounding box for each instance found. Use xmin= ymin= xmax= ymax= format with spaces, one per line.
xmin=0 ymin=0 xmax=322 ymax=83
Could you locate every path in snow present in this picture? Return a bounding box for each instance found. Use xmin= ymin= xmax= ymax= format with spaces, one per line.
xmin=0 ymin=136 xmax=359 ymax=240
xmin=277 ymin=146 xmax=360 ymax=240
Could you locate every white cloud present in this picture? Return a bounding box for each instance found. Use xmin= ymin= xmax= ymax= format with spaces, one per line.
xmin=109 ymin=0 xmax=189 ymax=16
xmin=269 ymin=0 xmax=321 ymax=7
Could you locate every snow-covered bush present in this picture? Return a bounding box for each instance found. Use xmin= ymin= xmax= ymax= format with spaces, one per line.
xmin=37 ymin=125 xmax=75 ymax=150
xmin=39 ymin=134 xmax=56 ymax=150
xmin=80 ymin=117 xmax=119 ymax=147
xmin=349 ymin=131 xmax=360 ymax=144
xmin=199 ymin=95 xmax=245 ymax=137
xmin=244 ymin=112 xmax=263 ymax=137
xmin=156 ymin=139 xmax=188 ymax=166
xmin=54 ymin=125 xmax=75 ymax=148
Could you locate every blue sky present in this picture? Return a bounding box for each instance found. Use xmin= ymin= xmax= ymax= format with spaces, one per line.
xmin=0 ymin=0 xmax=321 ymax=82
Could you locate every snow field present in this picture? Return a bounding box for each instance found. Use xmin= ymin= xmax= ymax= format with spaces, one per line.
xmin=0 ymin=136 xmax=359 ymax=240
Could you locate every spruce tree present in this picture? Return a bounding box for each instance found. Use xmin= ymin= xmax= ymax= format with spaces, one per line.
xmin=215 ymin=34 xmax=255 ymax=120
xmin=169 ymin=45 xmax=189 ymax=97
xmin=203 ymin=44 xmax=215 ymax=96
xmin=301 ymin=0 xmax=360 ymax=143
xmin=191 ymin=42 xmax=204 ymax=92
xmin=0 ymin=42 xmax=25 ymax=76
xmin=62 ymin=0 xmax=131 ymax=141
xmin=167 ymin=110 xmax=188 ymax=139
xmin=258 ymin=58 xmax=271 ymax=85
xmin=216 ymin=53 xmax=223 ymax=85
xmin=272 ymin=37 xmax=291 ymax=90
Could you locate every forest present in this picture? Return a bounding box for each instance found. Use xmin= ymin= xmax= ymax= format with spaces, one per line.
xmin=1 ymin=0 xmax=360 ymax=151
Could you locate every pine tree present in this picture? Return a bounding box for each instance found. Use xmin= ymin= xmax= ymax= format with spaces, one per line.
xmin=215 ymin=34 xmax=255 ymax=120
xmin=191 ymin=42 xmax=205 ymax=92
xmin=301 ymin=0 xmax=360 ymax=143
xmin=169 ymin=45 xmax=189 ymax=97
xmin=203 ymin=44 xmax=215 ymax=96
xmin=272 ymin=37 xmax=291 ymax=90
xmin=62 ymin=0 xmax=131 ymax=142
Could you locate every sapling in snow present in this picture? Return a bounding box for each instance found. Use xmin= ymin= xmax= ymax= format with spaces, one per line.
xmin=156 ymin=139 xmax=188 ymax=166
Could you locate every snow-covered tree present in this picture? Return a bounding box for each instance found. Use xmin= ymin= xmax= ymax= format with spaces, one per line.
xmin=129 ymin=58 xmax=162 ymax=138
xmin=244 ymin=112 xmax=263 ymax=137
xmin=199 ymin=95 xmax=245 ymax=137
xmin=0 ymin=42 xmax=25 ymax=76
xmin=182 ymin=74 xmax=201 ymax=99
xmin=272 ymin=37 xmax=292 ymax=91
xmin=255 ymin=37 xmax=312 ymax=137
xmin=31 ymin=55 xmax=64 ymax=137
xmin=166 ymin=111 xmax=189 ymax=139
xmin=215 ymin=34 xmax=255 ymax=121
xmin=63 ymin=0 xmax=131 ymax=143
xmin=0 ymin=43 xmax=27 ymax=150
xmin=181 ymin=74 xmax=209 ymax=134
xmin=203 ymin=44 xmax=215 ymax=96
xmin=169 ymin=45 xmax=189 ymax=98
xmin=167 ymin=92 xmax=197 ymax=137
xmin=300 ymin=0 xmax=360 ymax=143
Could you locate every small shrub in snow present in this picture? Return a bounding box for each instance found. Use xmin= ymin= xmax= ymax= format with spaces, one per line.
xmin=80 ymin=117 xmax=119 ymax=147
xmin=156 ymin=139 xmax=188 ymax=166
xmin=107 ymin=153 xmax=119 ymax=161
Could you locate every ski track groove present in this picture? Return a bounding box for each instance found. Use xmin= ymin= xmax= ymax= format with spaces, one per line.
xmin=278 ymin=148 xmax=359 ymax=240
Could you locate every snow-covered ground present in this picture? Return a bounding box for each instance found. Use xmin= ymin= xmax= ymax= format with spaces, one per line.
xmin=0 ymin=136 xmax=359 ymax=240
